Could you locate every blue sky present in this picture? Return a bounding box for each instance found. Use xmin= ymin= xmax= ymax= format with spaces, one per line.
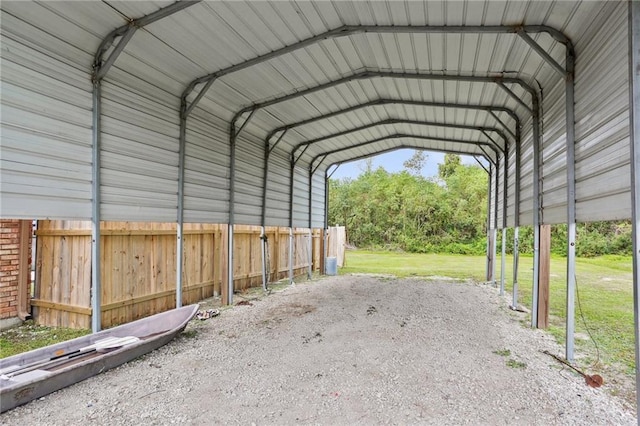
xmin=329 ymin=149 xmax=478 ymax=180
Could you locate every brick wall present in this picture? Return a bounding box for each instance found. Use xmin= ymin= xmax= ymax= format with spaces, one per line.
xmin=0 ymin=220 xmax=30 ymax=319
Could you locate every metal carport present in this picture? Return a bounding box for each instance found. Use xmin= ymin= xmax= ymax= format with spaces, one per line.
xmin=1 ymin=0 xmax=639 ymax=412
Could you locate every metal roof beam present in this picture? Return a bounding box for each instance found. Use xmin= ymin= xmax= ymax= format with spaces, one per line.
xmin=474 ymin=157 xmax=490 ymax=175
xmin=267 ymin=99 xmax=519 ymax=145
xmin=489 ymin=110 xmax=517 ymax=140
xmin=310 ymin=133 xmax=500 ymax=171
xmin=232 ymin=70 xmax=536 ymax=121
xmin=516 ymin=29 xmax=566 ymax=78
xmin=496 ymin=81 xmax=533 ymax=114
xmin=292 ymin=118 xmax=508 ymax=162
xmin=94 ymin=1 xmax=200 ymax=82
xmin=182 ymin=24 xmax=570 ymax=116
xmin=324 ymin=145 xmax=492 ymax=172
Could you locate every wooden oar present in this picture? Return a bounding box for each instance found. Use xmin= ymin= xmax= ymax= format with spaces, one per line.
xmin=1 ymin=336 xmax=140 ymax=379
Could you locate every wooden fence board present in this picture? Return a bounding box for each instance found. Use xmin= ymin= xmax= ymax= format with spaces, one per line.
xmin=34 ymin=222 xmax=322 ymax=328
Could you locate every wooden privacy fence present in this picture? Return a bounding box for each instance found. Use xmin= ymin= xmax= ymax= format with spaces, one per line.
xmin=327 ymin=226 xmax=346 ymax=267
xmin=33 ymin=221 xmax=323 ymax=329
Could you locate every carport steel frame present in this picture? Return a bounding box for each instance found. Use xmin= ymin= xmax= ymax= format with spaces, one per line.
xmin=89 ymin=2 xmax=581 ymax=368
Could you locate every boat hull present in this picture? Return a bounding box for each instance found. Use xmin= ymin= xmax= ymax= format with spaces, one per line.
xmin=0 ymin=304 xmax=198 ymax=413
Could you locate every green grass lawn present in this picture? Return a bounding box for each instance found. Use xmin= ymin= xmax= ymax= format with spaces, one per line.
xmin=341 ymin=250 xmax=635 ymax=373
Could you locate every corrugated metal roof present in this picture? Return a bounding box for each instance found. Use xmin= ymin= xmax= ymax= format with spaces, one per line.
xmin=0 ymin=0 xmax=631 ymax=228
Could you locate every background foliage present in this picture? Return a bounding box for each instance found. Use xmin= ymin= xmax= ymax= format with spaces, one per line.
xmin=328 ymin=153 xmax=632 ymax=257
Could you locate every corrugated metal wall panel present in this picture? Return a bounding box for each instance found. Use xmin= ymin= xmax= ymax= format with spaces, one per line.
xmin=234 ymin=131 xmax=265 ymax=226
xmin=183 ymin=107 xmax=230 ymax=224
xmin=539 ymin=76 xmax=568 ymax=225
xmin=574 ymin=2 xmax=630 ymax=222
xmin=292 ymin=166 xmax=310 ymax=228
xmin=0 ymin=20 xmax=93 ymax=219
xmin=506 ymin=143 xmax=517 ymax=228
xmin=100 ymin=81 xmax=179 ymax=222
xmin=517 ymin=121 xmax=535 ymax=226
xmin=489 ymin=165 xmax=497 ymax=229
xmin=496 ymin=156 xmax=505 ymax=230
xmin=264 ymin=150 xmax=291 ymax=227
xmin=311 ymin=170 xmax=326 ymax=228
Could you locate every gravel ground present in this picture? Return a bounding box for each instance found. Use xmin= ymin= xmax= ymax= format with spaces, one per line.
xmin=1 ymin=275 xmax=636 ymax=425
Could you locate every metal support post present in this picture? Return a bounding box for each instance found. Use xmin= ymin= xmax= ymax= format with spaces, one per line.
xmin=227 ymin=109 xmax=257 ymax=305
xmin=492 ymin=156 xmax=499 ymax=287
xmin=260 ymin=226 xmax=267 ymax=291
xmin=486 ymin=164 xmax=493 ymax=282
xmin=501 ymin=228 xmax=507 ymax=296
xmin=512 ymin=227 xmax=520 ymax=308
xmin=513 ymin=126 xmax=522 ymax=308
xmin=176 ymin=104 xmax=187 ymax=309
xmin=308 ymin=229 xmax=313 ymax=280
xmin=500 ymin=144 xmax=509 ymax=297
xmin=492 ymin=228 xmax=498 ymax=287
xmin=531 ymin=90 xmax=542 ymax=328
xmin=627 ymin=1 xmax=640 ymax=415
xmin=289 ymin=227 xmax=294 ymax=285
xmin=565 ymin=42 xmax=577 ymax=362
xmin=91 ymin=81 xmax=102 ymax=333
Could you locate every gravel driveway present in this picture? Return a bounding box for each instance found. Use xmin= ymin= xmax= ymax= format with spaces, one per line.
xmin=1 ymin=275 xmax=636 ymax=425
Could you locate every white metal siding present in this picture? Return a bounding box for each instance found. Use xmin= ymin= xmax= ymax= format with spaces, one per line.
xmin=506 ymin=141 xmax=517 ymax=227
xmin=183 ymin=106 xmax=230 ymax=223
xmin=540 ymin=78 xmax=568 ymax=225
xmin=495 ymin=155 xmax=505 ymax=230
xmin=489 ymin=165 xmax=497 ymax=230
xmin=311 ymin=170 xmax=326 ymax=228
xmin=0 ymin=10 xmax=93 ymax=219
xmin=234 ymin=130 xmax=265 ymax=226
xmin=292 ymin=165 xmax=310 ymax=227
xmin=574 ymin=3 xmax=630 ymax=222
xmin=264 ymin=150 xmax=291 ymax=227
xmin=100 ymin=80 xmax=179 ymax=222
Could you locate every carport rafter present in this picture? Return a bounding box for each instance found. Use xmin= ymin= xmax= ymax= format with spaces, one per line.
xmin=265 ymin=99 xmax=520 ymax=146
xmin=325 ymin=145 xmax=494 ymax=172
xmin=291 ymin=119 xmax=509 ymax=165
xmin=182 ymin=24 xmax=570 ymax=116
xmin=311 ymin=134 xmax=499 ymax=176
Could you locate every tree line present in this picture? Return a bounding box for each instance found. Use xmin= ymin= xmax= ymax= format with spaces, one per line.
xmin=328 ymin=153 xmax=631 ymax=257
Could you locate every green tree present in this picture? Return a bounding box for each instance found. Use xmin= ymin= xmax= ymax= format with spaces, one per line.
xmin=438 ymin=153 xmax=462 ymax=179
xmin=403 ymin=150 xmax=427 ymax=175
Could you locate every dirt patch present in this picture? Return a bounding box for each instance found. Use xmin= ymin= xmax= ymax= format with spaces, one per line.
xmin=1 ymin=276 xmax=636 ymax=425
